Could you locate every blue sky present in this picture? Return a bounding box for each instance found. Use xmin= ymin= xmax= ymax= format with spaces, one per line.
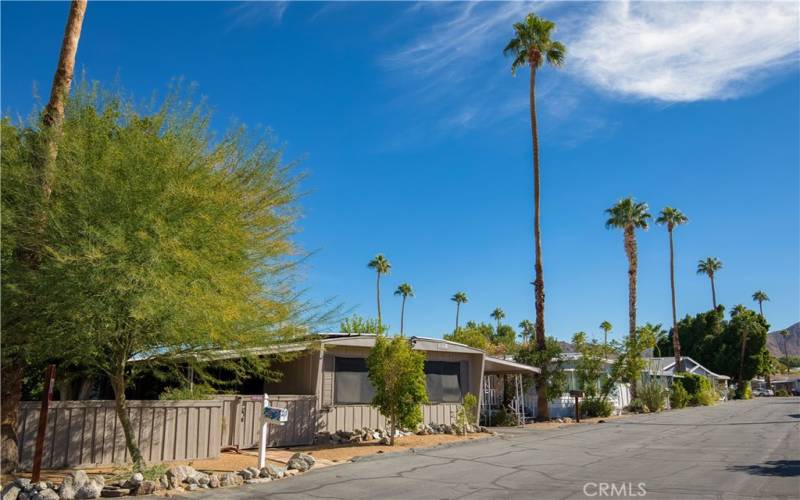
xmin=3 ymin=1 xmax=799 ymax=342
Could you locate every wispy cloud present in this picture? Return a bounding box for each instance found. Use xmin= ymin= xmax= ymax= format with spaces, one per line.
xmin=569 ymin=1 xmax=800 ymax=102
xmin=226 ymin=1 xmax=289 ymax=31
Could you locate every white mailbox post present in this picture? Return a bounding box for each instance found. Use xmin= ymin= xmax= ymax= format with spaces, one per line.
xmin=258 ymin=394 xmax=289 ymax=468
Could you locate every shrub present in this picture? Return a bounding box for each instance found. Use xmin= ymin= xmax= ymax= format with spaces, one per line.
xmin=639 ymin=382 xmax=667 ymax=412
xmin=627 ymin=398 xmax=645 ymax=413
xmin=454 ymin=393 xmax=478 ymax=433
xmin=581 ymin=397 xmax=614 ymax=418
xmin=775 ymin=389 xmax=790 ymax=397
xmin=734 ymin=383 xmax=752 ymax=400
xmin=674 ymin=374 xmax=715 ymax=405
xmin=695 ymin=388 xmax=718 ymax=406
xmin=670 ymin=383 xmax=689 ymax=409
xmin=159 ymin=384 xmax=214 ymax=400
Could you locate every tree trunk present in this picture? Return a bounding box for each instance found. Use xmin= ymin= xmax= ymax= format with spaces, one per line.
xmin=400 ymin=296 xmax=406 ymax=335
xmin=668 ymin=229 xmax=683 ymax=372
xmin=758 ymin=301 xmax=763 ymax=317
xmin=389 ymin=412 xmax=396 ymax=446
xmin=110 ymin=371 xmax=145 ymax=470
xmin=455 ymin=303 xmax=460 ymax=331
xmin=625 ymin=226 xmax=639 ymax=399
xmin=529 ymin=66 xmax=548 ymax=422
xmin=1 ymin=1 xmax=88 ymax=474
xmin=710 ymin=274 xmax=717 ymax=310
xmin=376 ymin=273 xmax=382 ymax=331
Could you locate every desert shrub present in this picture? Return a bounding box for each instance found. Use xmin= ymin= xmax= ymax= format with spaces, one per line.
xmin=159 ymin=384 xmax=215 ymax=400
xmin=581 ymin=397 xmax=614 ymax=418
xmin=670 ymin=383 xmax=689 ymax=409
xmin=639 ymin=382 xmax=667 ymax=412
xmin=492 ymin=408 xmax=518 ymax=427
xmin=734 ymin=383 xmax=752 ymax=400
xmin=454 ymin=393 xmax=478 ymax=433
xmin=695 ymin=388 xmax=718 ymax=406
xmin=627 ymin=398 xmax=645 ymax=413
xmin=675 ymin=374 xmax=715 ymax=405
xmin=775 ymin=389 xmax=790 ymax=397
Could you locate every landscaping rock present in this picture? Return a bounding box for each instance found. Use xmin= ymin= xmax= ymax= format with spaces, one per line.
xmin=158 ymin=476 xmax=169 ymax=490
xmin=59 ymin=471 xmax=91 ymax=500
xmin=132 ymin=480 xmax=156 ymax=497
xmin=128 ymin=473 xmax=143 ymax=489
xmin=165 ymin=465 xmax=196 ymax=487
xmin=219 ymin=473 xmax=242 ymax=487
xmin=207 ymin=475 xmax=220 ymax=489
xmin=284 ymin=469 xmax=300 ymax=477
xmin=243 ymin=478 xmax=272 ymax=485
xmin=287 ymin=452 xmax=315 ymax=472
xmin=379 ymin=436 xmax=390 ymax=445
xmin=236 ymin=469 xmax=254 ymax=480
xmin=2 ymin=484 xmax=21 ymax=500
xmin=99 ymin=488 xmax=129 ymax=498
xmin=185 ymin=484 xmax=198 ymax=492
xmin=32 ymin=489 xmax=59 ymax=500
xmin=74 ymin=481 xmax=102 ymax=500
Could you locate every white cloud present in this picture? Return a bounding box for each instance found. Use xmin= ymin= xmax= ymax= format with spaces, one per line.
xmin=569 ymin=1 xmax=800 ymax=102
xmin=226 ymin=1 xmax=289 ymax=30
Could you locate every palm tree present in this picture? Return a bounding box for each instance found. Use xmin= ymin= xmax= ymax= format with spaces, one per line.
xmin=656 ymin=207 xmax=689 ymax=372
xmin=780 ymin=330 xmax=790 ymax=375
xmin=394 ymin=283 xmax=414 ymax=335
xmin=697 ymin=257 xmax=723 ymax=309
xmin=451 ymin=292 xmax=468 ymax=331
xmin=752 ymin=290 xmax=769 ymax=317
xmin=504 ymin=14 xmax=565 ymax=422
xmin=605 ymin=197 xmax=651 ymax=399
xmin=599 ymin=321 xmax=612 ymax=355
xmin=367 ymin=254 xmax=391 ymax=329
xmin=519 ymin=320 xmax=535 ymax=345
xmin=490 ymin=308 xmax=506 ymax=331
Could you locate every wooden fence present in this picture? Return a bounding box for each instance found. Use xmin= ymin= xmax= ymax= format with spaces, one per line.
xmin=16 ymin=400 xmax=223 ymax=470
xmin=218 ymin=395 xmax=317 ymax=449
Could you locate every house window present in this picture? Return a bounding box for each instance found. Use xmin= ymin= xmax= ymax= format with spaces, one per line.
xmin=334 ymin=357 xmax=375 ymax=404
xmin=425 ymin=361 xmax=462 ymax=403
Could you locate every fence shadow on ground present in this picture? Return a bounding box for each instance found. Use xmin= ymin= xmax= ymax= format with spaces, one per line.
xmin=727 ymin=460 xmax=800 ymax=477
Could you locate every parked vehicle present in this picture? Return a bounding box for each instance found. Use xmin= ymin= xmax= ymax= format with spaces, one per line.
xmin=752 ymin=388 xmax=774 ymax=397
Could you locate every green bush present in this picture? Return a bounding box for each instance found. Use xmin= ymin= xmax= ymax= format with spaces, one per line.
xmin=159 ymin=384 xmax=215 ymax=401
xmin=734 ymin=383 xmax=751 ymax=400
xmin=695 ymin=388 xmax=718 ymax=406
xmin=455 ymin=393 xmax=479 ymax=433
xmin=775 ymin=389 xmax=790 ymax=397
xmin=581 ymin=397 xmax=614 ymax=418
xmin=639 ymin=382 xmax=667 ymax=412
xmin=674 ymin=374 xmax=715 ymax=405
xmin=627 ymin=398 xmax=645 ymax=413
xmin=670 ymin=383 xmax=689 ymax=409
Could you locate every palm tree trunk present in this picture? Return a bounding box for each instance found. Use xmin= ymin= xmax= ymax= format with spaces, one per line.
xmin=376 ymin=273 xmax=382 ymax=330
xmin=625 ymin=226 xmax=638 ymax=399
xmin=758 ymin=301 xmax=763 ymax=317
xmin=400 ymin=296 xmax=406 ymax=335
xmin=668 ymin=229 xmax=683 ymax=372
xmin=0 ymin=1 xmax=87 ymax=474
xmin=710 ymin=275 xmax=717 ymax=309
xmin=455 ymin=303 xmax=460 ymax=331
xmin=529 ymin=66 xmax=548 ymax=421
xmin=110 ymin=370 xmax=145 ymax=470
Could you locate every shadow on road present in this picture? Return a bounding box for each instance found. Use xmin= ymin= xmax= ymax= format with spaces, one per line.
xmin=727 ymin=460 xmax=800 ymax=477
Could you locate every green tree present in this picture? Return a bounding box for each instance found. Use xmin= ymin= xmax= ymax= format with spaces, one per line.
xmin=394 ymin=283 xmax=414 ymax=335
xmin=571 ymin=332 xmax=606 ymax=399
xmin=751 ymin=290 xmax=769 ymax=318
xmin=493 ymin=324 xmax=519 ymax=355
xmin=697 ymin=257 xmax=723 ymax=309
xmin=367 ymin=254 xmax=391 ymax=329
xmin=451 ymin=291 xmax=468 ymax=331
xmin=504 ymin=12 xmax=565 ymax=421
xmin=519 ymin=320 xmax=535 ymax=345
xmin=2 ymin=87 xmax=307 ymax=469
xmin=490 ymin=307 xmax=506 ymax=330
xmin=656 ymin=207 xmax=688 ymax=371
xmin=444 ymin=321 xmax=493 ymax=352
xmin=515 ymin=336 xmax=567 ymax=403
xmin=340 ymin=314 xmax=387 ymax=335
xmin=605 ymin=197 xmax=651 ymax=399
xmin=366 ymin=335 xmax=427 ymax=445
xmin=599 ymin=321 xmax=613 ymax=356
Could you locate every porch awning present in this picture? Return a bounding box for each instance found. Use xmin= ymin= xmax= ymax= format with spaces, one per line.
xmin=484 ymin=357 xmax=540 ymax=375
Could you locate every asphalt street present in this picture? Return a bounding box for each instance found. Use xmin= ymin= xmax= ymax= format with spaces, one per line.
xmin=195 ymin=397 xmax=800 ymax=499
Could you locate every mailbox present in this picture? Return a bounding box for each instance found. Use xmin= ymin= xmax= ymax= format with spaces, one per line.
xmin=263 ymin=406 xmax=288 ymax=425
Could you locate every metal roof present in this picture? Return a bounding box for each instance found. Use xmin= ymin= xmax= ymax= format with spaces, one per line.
xmin=484 ymin=356 xmax=541 ymax=374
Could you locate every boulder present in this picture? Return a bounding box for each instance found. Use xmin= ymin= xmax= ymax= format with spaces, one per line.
xmin=185 ymin=484 xmax=198 ymax=492
xmin=287 ymin=453 xmax=315 ymax=473
xmin=74 ymin=481 xmax=102 ymax=500
xmin=219 ymin=472 xmax=242 ymax=487
xmin=59 ymin=471 xmax=91 ymax=500
xmin=165 ymin=465 xmax=196 ymax=486
xmin=32 ymin=489 xmax=59 ymax=500
xmin=127 ymin=473 xmax=143 ymax=488
xmin=2 ymin=484 xmax=21 ymax=500
xmin=208 ymin=475 xmax=220 ymax=489
xmin=131 ymin=481 xmax=156 ymax=497
xmin=379 ymin=436 xmax=391 ymax=445
xmin=158 ymin=476 xmax=169 ymax=490
xmin=236 ymin=469 xmax=254 ymax=480
xmin=99 ymin=488 xmax=129 ymax=498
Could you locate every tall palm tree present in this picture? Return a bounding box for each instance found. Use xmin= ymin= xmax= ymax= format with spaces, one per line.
xmin=1 ymin=0 xmax=88 ymax=474
xmin=504 ymin=14 xmax=565 ymax=421
xmin=519 ymin=320 xmax=535 ymax=344
xmin=490 ymin=308 xmax=506 ymax=331
xmin=752 ymin=290 xmax=769 ymax=317
xmin=599 ymin=321 xmax=612 ymax=356
xmin=731 ymin=305 xmax=750 ymax=383
xmin=394 ymin=283 xmax=414 ymax=335
xmin=367 ymin=254 xmax=391 ymax=330
xmin=780 ymin=330 xmax=790 ymax=375
xmin=451 ymin=292 xmax=468 ymax=331
xmin=605 ymin=197 xmax=651 ymax=399
xmin=697 ymin=257 xmax=723 ymax=309
xmin=656 ymin=207 xmax=689 ymax=372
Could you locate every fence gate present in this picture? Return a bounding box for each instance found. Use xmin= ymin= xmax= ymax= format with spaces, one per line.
xmin=218 ymin=395 xmax=316 ymax=449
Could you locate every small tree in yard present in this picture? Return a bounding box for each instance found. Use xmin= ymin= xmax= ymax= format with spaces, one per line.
xmin=367 ymin=335 xmax=427 ymax=445
xmin=2 ymin=86 xmax=308 ymax=470
xmin=515 ymin=336 xmax=567 ymax=419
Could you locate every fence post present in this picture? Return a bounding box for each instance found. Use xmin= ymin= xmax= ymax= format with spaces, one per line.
xmin=31 ymin=364 xmax=56 ymax=482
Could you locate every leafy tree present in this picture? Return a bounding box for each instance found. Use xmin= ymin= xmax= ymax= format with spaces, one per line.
xmin=697 ymin=257 xmax=723 ymax=309
xmin=490 ymin=307 xmax=506 ymax=330
xmin=2 ymin=87 xmax=307 ymax=469
xmin=367 ymin=254 xmax=391 ymax=329
xmin=340 ymin=314 xmax=387 ymax=335
xmin=366 ymin=335 xmax=427 ymax=445
xmin=444 ymin=321 xmax=492 ymax=352
xmin=571 ymin=332 xmax=606 ymax=399
xmin=394 ymin=283 xmax=414 ymax=335
xmin=515 ymin=336 xmax=567 ymax=403
xmin=656 ymin=207 xmax=688 ymax=371
xmin=492 ymin=324 xmax=519 ymax=355
xmin=605 ymin=197 xmax=651 ymax=398
xmin=751 ymin=290 xmax=769 ymax=317
xmin=450 ymin=291 xmax=468 ymax=331
xmin=504 ymin=12 xmax=565 ymax=421
xmin=518 ymin=320 xmax=534 ymax=345
xmin=599 ymin=321 xmax=613 ymax=356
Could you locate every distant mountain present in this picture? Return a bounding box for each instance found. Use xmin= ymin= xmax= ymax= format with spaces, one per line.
xmin=767 ymin=322 xmax=800 ymax=357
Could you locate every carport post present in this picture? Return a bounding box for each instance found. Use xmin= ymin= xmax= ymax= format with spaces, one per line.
xmin=258 ymin=393 xmax=269 ymax=468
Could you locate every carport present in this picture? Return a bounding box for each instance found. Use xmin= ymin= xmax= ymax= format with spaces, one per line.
xmin=481 ymin=357 xmax=540 ymax=426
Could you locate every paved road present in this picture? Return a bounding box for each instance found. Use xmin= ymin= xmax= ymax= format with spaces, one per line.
xmin=197 ymin=398 xmax=799 ymax=499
